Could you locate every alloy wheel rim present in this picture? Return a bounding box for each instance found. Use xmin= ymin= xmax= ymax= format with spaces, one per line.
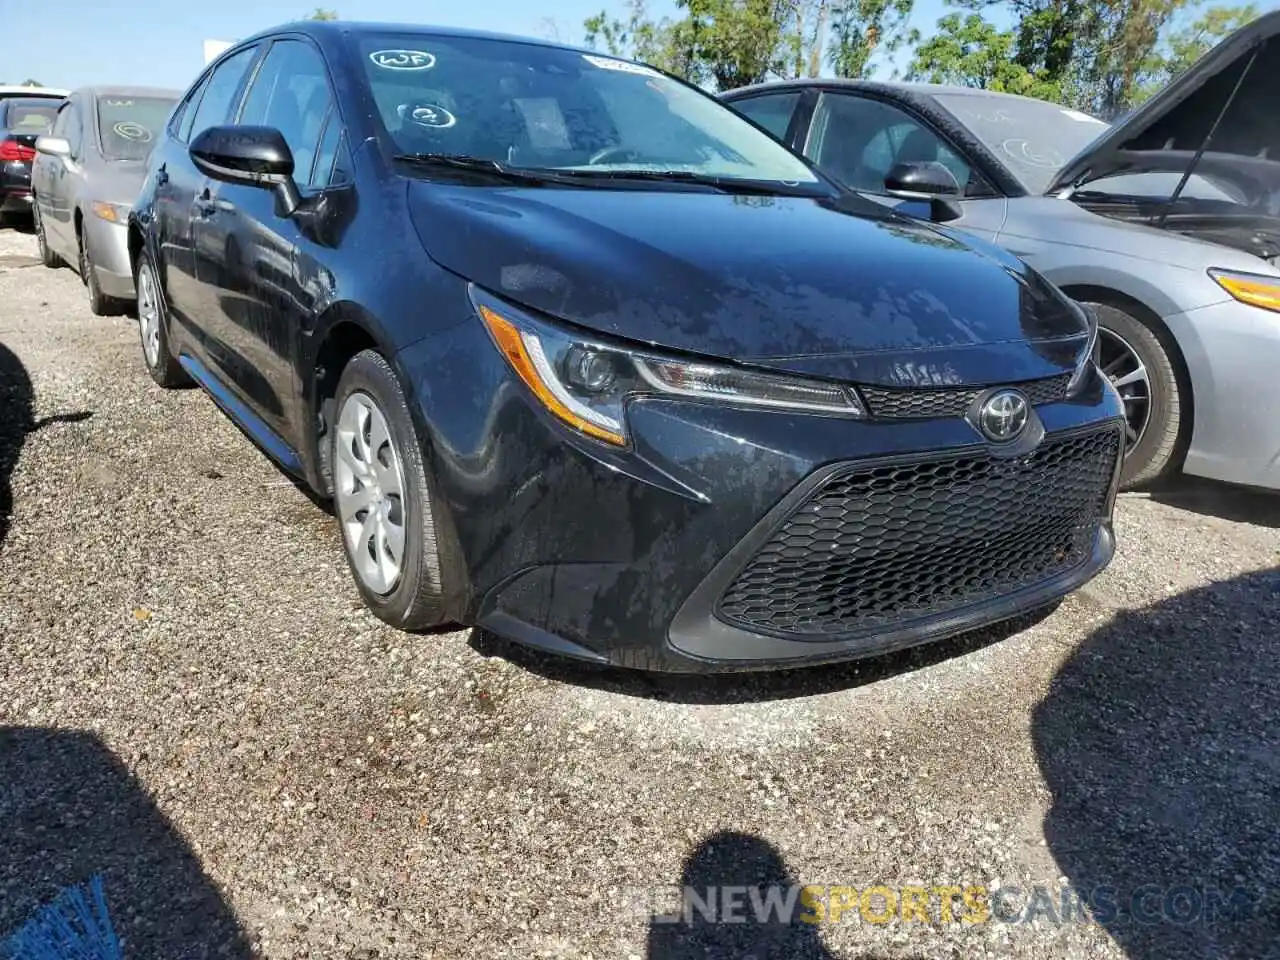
xmin=335 ymin=392 xmax=408 ymax=596
xmin=137 ymin=266 xmax=161 ymax=367
xmin=1098 ymin=327 xmax=1152 ymax=452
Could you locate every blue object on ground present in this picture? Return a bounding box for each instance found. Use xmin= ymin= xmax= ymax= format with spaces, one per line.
xmin=3 ymin=875 xmax=122 ymax=960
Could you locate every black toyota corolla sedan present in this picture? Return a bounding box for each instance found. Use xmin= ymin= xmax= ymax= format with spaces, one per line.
xmin=127 ymin=21 xmax=1125 ymax=672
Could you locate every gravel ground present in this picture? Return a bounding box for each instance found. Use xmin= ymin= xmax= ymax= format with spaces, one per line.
xmin=1 ymin=223 xmax=1278 ymax=960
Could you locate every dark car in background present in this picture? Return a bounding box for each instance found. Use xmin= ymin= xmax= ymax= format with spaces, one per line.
xmin=0 ymin=96 xmax=61 ymax=222
xmin=722 ymin=12 xmax=1280 ymax=492
xmin=31 ymin=86 xmax=181 ymax=314
xmin=127 ymin=21 xmax=1125 ymax=672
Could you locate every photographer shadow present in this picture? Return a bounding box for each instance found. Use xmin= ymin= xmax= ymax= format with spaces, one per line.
xmin=0 ymin=727 xmax=251 ymax=958
xmin=647 ymin=831 xmax=836 ymax=959
xmin=1033 ymin=568 xmax=1280 ymax=958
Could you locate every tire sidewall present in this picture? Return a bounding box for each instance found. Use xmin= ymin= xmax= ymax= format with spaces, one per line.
xmin=82 ymin=233 xmax=108 ymax=315
xmin=1089 ymin=302 xmax=1183 ymax=488
xmin=136 ymin=253 xmax=174 ymax=385
xmin=35 ymin=204 xmax=56 ymax=267
xmin=332 ymin=350 xmax=443 ymax=627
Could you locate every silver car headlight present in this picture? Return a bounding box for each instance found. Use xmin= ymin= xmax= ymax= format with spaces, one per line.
xmin=471 ymin=285 xmax=865 ymax=446
xmin=1066 ymin=301 xmax=1100 ymax=396
xmin=90 ymin=200 xmax=130 ymax=224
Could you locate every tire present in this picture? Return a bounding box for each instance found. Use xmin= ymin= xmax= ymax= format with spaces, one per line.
xmin=332 ymin=349 xmax=448 ymax=630
xmin=135 ymin=251 xmax=189 ymax=388
xmin=80 ymin=231 xmax=121 ymax=317
xmin=33 ymin=203 xmax=63 ymax=268
xmin=1086 ymin=301 xmax=1186 ymax=489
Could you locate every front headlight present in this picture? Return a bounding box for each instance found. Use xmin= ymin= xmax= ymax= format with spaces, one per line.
xmin=1209 ymin=268 xmax=1280 ymax=313
xmin=90 ymin=200 xmax=130 ymax=224
xmin=1066 ymin=301 xmax=1100 ymax=395
xmin=471 ymin=286 xmax=865 ymax=446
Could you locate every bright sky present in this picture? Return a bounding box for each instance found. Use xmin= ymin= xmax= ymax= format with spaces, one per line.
xmin=1 ymin=0 xmax=957 ymax=92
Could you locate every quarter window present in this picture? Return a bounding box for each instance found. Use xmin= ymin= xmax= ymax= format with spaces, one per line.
xmin=805 ymin=93 xmax=976 ymax=196
xmin=731 ymin=92 xmax=801 ymax=141
xmin=186 ymin=46 xmax=258 ymax=143
xmin=238 ymin=39 xmax=334 ymax=188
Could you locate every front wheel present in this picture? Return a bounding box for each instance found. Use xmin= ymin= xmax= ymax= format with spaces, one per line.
xmin=81 ymin=232 xmax=122 ymax=316
xmin=1087 ymin=301 xmax=1186 ymax=489
xmin=135 ymin=252 xmax=189 ymax=388
xmin=34 ymin=203 xmax=63 ymax=268
xmin=332 ymin=349 xmax=449 ymax=630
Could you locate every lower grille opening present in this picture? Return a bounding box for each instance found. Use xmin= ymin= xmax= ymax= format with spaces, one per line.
xmin=716 ymin=428 xmax=1120 ymax=638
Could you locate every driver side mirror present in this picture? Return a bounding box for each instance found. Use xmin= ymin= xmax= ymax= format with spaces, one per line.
xmin=883 ymin=160 xmax=961 ymax=200
xmin=190 ymin=125 xmax=301 ymax=216
xmin=35 ymin=136 xmax=71 ymax=160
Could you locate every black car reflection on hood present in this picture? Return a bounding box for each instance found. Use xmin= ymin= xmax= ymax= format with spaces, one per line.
xmin=408 ymin=181 xmax=1089 ymax=387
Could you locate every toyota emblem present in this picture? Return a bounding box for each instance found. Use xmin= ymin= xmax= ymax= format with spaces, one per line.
xmin=978 ymin=389 xmax=1030 ymax=442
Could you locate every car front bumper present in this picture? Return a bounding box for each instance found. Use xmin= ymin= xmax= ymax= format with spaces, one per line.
xmin=82 ymin=213 xmax=135 ymax=299
xmin=396 ymin=322 xmax=1126 ymax=673
xmin=1167 ymin=298 xmax=1280 ymax=490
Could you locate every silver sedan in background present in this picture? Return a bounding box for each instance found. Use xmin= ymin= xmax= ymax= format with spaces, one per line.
xmin=723 ymin=9 xmax=1280 ymax=492
xmin=32 ymin=85 xmax=179 ymax=315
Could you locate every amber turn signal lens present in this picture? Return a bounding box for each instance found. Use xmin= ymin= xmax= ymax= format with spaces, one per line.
xmin=478 ymin=305 xmax=626 ymax=445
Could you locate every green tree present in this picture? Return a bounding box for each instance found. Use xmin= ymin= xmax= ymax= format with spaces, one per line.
xmin=585 ymin=0 xmax=697 ymax=77
xmin=1138 ymin=2 xmax=1257 ymax=92
xmin=908 ymin=11 xmax=1061 ymax=98
xmin=307 ymin=7 xmax=338 ymax=19
xmin=19 ymin=79 xmax=43 ymax=87
xmin=829 ymin=0 xmax=916 ymax=78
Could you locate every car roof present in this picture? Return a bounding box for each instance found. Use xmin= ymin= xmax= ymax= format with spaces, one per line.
xmin=235 ymin=18 xmax=599 ymax=56
xmin=0 ymin=85 xmax=67 ymax=98
xmin=720 ymin=78 xmax=1058 ymax=108
xmin=71 ymin=85 xmax=184 ymax=101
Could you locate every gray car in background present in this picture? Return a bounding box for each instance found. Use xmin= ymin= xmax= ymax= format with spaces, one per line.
xmin=723 ymin=10 xmax=1280 ymax=491
xmin=31 ymin=85 xmax=180 ymax=314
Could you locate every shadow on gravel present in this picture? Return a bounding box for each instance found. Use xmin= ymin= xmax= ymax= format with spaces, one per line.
xmin=646 ymin=831 xmax=836 ymax=959
xmin=0 ymin=338 xmax=32 ymax=548
xmin=0 ymin=338 xmax=92 ymax=548
xmin=1145 ymin=476 xmax=1280 ymax=529
xmin=1034 ymin=568 xmax=1280 ymax=959
xmin=0 ymin=727 xmax=252 ymax=959
xmin=470 ymin=602 xmax=1058 ymax=704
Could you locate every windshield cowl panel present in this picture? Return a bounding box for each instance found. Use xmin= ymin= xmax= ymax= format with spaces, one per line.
xmin=358 ymin=33 xmax=821 ymax=187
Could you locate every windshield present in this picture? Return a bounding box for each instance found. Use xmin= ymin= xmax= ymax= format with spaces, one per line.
xmin=5 ymin=100 xmax=56 ymax=134
xmin=95 ymin=95 xmax=176 ymax=160
xmin=355 ymin=34 xmax=821 ymax=186
xmin=932 ymin=93 xmax=1109 ymax=194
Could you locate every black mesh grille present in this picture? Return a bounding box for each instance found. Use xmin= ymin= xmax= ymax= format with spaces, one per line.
xmin=717 ymin=428 xmax=1120 ymax=638
xmin=861 ymin=374 xmax=1071 ymax=420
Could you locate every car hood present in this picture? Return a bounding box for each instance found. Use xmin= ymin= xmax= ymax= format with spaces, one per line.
xmin=88 ymin=157 xmax=149 ymax=207
xmin=408 ymin=183 xmax=1090 ymax=388
xmin=1047 ymin=10 xmax=1280 ymax=196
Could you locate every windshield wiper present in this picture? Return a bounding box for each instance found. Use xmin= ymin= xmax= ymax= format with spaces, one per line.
xmin=542 ymin=168 xmax=821 ymax=196
xmin=393 ymin=153 xmax=579 ymax=186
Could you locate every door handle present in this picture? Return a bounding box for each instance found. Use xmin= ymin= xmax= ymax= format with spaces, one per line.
xmin=194 ymin=187 xmax=216 ymax=218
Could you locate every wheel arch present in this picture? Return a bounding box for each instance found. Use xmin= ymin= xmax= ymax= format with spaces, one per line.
xmin=1060 ymin=282 xmax=1196 ymax=476
xmin=1059 ymin=283 xmax=1195 ymax=392
xmin=306 ymin=303 xmax=401 ymax=495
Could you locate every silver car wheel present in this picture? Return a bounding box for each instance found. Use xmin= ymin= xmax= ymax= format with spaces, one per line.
xmin=1099 ymin=327 xmax=1151 ymax=451
xmin=137 ymin=264 xmax=161 ymax=368
xmin=335 ymin=392 xmax=408 ymax=596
